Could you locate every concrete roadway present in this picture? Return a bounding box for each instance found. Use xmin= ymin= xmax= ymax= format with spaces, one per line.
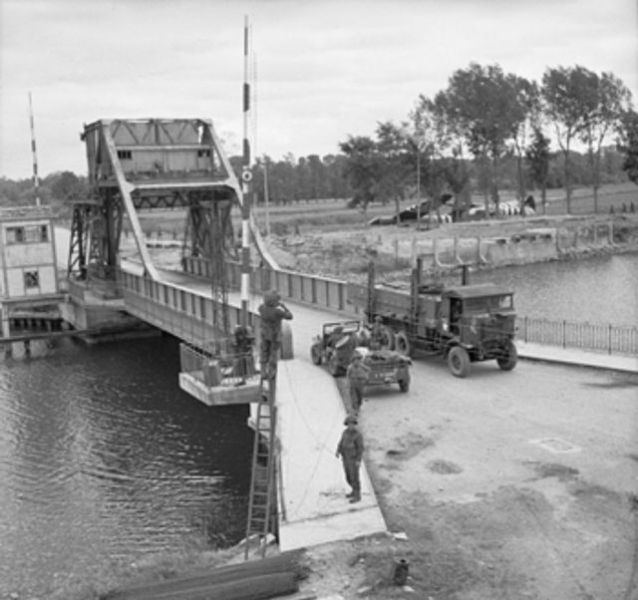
xmin=259 ymin=295 xmax=638 ymax=503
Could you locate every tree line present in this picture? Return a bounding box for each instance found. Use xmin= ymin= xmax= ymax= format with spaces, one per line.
xmin=338 ymin=63 xmax=638 ymax=217
xmin=1 ymin=62 xmax=637 ymax=217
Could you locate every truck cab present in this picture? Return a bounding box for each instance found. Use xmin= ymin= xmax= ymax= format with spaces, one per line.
xmin=440 ymin=284 xmax=517 ymax=376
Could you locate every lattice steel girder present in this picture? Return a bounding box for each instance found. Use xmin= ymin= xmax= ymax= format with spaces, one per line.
xmin=80 ymin=118 xmax=245 ymax=281
xmin=67 ymin=204 xmax=91 ymax=279
xmin=183 ymin=196 xmax=236 ymax=261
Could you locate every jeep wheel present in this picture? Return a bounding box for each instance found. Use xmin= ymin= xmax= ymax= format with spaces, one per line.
xmin=497 ymin=340 xmax=518 ymax=371
xmin=447 ymin=346 xmax=470 ymax=378
xmin=399 ymin=376 xmax=410 ymax=392
xmin=328 ymin=355 xmax=343 ymax=377
xmin=394 ymin=331 xmax=411 ymax=356
xmin=310 ymin=343 xmax=323 ymax=366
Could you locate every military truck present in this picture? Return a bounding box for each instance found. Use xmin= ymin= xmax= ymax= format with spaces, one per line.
xmin=347 ymin=261 xmax=518 ymax=378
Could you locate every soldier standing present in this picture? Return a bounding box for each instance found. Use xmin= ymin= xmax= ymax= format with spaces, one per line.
xmin=346 ymin=352 xmax=370 ymax=413
xmin=369 ymin=315 xmax=386 ymax=350
xmin=335 ymin=415 xmax=364 ymax=503
xmin=257 ymin=289 xmax=293 ymax=379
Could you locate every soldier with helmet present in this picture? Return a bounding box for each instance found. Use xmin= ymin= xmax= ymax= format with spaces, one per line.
xmin=258 ymin=289 xmax=293 ymax=379
xmin=346 ymin=351 xmax=371 ymax=413
xmin=369 ymin=315 xmax=386 ymax=350
xmin=335 ymin=414 xmax=364 ymax=503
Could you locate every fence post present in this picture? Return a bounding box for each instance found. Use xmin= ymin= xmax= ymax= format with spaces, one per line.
xmin=562 ymin=320 xmax=566 ymax=348
xmin=608 ymin=323 xmax=612 ymax=355
xmin=524 ymin=316 xmax=528 ymax=343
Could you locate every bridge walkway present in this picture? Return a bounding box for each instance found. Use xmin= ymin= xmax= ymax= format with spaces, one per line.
xmin=119 ymin=260 xmax=388 ymax=551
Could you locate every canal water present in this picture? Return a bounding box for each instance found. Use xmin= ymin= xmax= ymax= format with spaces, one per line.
xmin=455 ymin=253 xmax=638 ymax=327
xmin=0 ymin=335 xmax=253 ymax=598
xmin=0 ymin=253 xmax=636 ymax=598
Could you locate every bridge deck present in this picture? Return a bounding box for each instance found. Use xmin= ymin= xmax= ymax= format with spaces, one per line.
xmin=119 ymin=262 xmax=387 ymax=549
xmin=276 ymin=358 xmax=386 ymax=551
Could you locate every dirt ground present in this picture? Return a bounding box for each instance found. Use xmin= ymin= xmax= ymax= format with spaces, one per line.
xmin=295 ymin=364 xmax=638 ymax=600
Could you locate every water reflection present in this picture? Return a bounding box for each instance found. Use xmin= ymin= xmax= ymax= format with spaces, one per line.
xmin=0 ymin=336 xmax=252 ymax=597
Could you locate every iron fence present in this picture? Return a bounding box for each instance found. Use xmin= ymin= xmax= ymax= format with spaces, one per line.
xmin=517 ymin=316 xmax=638 ymax=356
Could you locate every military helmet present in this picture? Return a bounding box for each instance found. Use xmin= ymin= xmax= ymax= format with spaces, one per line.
xmin=264 ymin=289 xmax=281 ymax=306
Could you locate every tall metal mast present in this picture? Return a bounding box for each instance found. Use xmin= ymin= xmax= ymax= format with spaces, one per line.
xmin=28 ymin=92 xmax=41 ymax=207
xmin=240 ymin=15 xmax=252 ymax=327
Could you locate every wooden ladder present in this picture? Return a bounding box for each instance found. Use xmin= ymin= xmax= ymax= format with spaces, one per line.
xmin=244 ymin=374 xmax=278 ymax=559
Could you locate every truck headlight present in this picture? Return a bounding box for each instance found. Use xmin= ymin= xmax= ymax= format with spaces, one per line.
xmin=442 ymin=320 xmax=449 ymax=332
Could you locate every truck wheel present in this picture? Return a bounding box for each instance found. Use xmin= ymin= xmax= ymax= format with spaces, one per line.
xmin=447 ymin=346 xmax=470 ymax=378
xmin=497 ymin=340 xmax=518 ymax=371
xmin=380 ymin=326 xmax=395 ymax=350
xmin=399 ymin=376 xmax=410 ymax=392
xmin=310 ymin=343 xmax=323 ymax=365
xmin=394 ymin=331 xmax=411 ymax=356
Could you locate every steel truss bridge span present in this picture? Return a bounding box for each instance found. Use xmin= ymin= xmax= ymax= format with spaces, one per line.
xmin=68 ymin=118 xmax=277 ymax=296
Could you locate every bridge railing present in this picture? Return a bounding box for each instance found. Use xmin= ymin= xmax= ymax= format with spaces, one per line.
xmin=181 ymin=258 xmax=636 ymax=357
xmin=118 ymin=267 xmax=260 ymax=349
xmin=179 ymin=342 xmax=258 ymax=388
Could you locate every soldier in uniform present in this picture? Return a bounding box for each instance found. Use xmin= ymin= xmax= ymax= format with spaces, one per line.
xmin=232 ymin=324 xmax=255 ymax=384
xmin=346 ymin=352 xmax=370 ymax=413
xmin=369 ymin=315 xmax=386 ymax=350
xmin=335 ymin=414 xmax=364 ymax=503
xmin=258 ymin=289 xmax=293 ymax=378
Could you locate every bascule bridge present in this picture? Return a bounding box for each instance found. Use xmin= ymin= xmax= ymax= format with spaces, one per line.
xmin=58 ymin=117 xmax=385 ymax=557
xmin=64 ymin=118 xmax=240 ymax=330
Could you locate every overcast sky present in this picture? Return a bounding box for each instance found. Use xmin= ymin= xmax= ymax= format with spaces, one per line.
xmin=1 ymin=0 xmax=636 ymax=179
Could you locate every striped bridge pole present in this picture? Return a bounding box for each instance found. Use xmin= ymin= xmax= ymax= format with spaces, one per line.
xmin=240 ymin=15 xmax=252 ymax=328
xmin=28 ymin=92 xmax=41 ymax=207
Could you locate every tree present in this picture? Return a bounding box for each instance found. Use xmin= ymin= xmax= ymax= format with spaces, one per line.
xmin=48 ymin=171 xmax=87 ymax=203
xmin=617 ymin=109 xmax=638 ymax=184
xmin=579 ymin=71 xmax=633 ymax=210
xmin=414 ymin=94 xmax=470 ymax=221
xmin=339 ymin=135 xmax=381 ymax=211
xmin=508 ymin=76 xmax=539 ymax=206
xmin=375 ymin=121 xmax=413 ymax=221
xmin=525 ymin=127 xmax=551 ymax=213
xmin=436 ymin=63 xmax=532 ymax=217
xmin=541 ymin=65 xmax=596 ymax=213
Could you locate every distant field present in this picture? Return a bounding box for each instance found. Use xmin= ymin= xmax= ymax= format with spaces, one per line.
xmin=134 ymin=182 xmax=638 ymax=237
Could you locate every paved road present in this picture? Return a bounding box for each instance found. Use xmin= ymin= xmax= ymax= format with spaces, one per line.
xmin=273 ymin=297 xmax=637 ymax=599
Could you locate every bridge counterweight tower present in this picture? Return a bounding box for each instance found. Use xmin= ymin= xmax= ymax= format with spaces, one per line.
xmin=68 ymin=119 xmax=244 ymax=294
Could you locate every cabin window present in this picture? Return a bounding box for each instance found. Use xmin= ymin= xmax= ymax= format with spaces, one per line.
xmin=6 ymin=225 xmax=49 ymax=244
xmin=6 ymin=227 xmax=25 ymax=244
xmin=197 ymin=148 xmax=211 ymax=158
xmin=117 ymin=150 xmax=132 ymax=160
xmin=24 ymin=270 xmax=40 ymax=289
